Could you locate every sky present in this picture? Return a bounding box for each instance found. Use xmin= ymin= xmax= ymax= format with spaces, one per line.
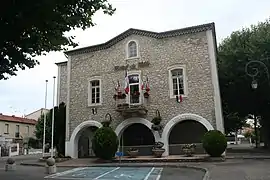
xmin=1 ymin=0 xmax=270 ymax=116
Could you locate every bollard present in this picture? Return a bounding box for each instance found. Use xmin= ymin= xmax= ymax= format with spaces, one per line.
xmin=45 ymin=157 xmax=57 ymax=174
xmin=5 ymin=158 xmax=16 ymax=171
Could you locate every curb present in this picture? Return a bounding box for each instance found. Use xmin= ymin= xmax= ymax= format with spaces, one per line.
xmin=226 ymin=156 xmax=270 ymax=160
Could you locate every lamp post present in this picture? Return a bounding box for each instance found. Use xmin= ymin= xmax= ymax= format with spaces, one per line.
xmin=51 ymin=76 xmax=56 ymax=158
xmin=42 ymin=80 xmax=48 ymax=157
xmin=245 ymin=60 xmax=270 ymax=148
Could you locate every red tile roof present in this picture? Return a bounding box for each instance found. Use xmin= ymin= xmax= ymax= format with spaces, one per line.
xmin=0 ymin=114 xmax=37 ymax=125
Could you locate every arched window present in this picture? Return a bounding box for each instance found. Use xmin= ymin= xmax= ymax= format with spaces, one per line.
xmin=127 ymin=41 xmax=138 ymax=58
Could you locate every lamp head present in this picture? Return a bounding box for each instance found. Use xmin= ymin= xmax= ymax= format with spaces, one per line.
xmin=251 ymin=79 xmax=258 ymax=89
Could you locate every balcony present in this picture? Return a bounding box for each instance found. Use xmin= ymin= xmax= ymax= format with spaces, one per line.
xmin=115 ymin=103 xmax=148 ymax=117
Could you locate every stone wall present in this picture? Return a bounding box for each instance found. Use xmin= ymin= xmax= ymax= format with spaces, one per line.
xmin=58 ymin=63 xmax=67 ymax=105
xmin=64 ymin=30 xmax=216 ymax=140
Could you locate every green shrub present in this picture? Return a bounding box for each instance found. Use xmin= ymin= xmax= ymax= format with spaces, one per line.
xmin=202 ymin=130 xmax=227 ymax=157
xmin=92 ymin=127 xmax=119 ymax=160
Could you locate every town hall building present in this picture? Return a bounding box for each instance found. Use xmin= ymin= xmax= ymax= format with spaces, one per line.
xmin=56 ymin=22 xmax=224 ymax=158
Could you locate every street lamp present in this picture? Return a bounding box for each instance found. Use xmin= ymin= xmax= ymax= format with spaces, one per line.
xmin=245 ymin=60 xmax=270 ymax=148
xmin=251 ymin=79 xmax=258 ymax=89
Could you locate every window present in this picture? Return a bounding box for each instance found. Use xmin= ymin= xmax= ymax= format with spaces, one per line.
xmin=4 ymin=124 xmax=9 ymax=134
xmin=128 ymin=73 xmax=141 ymax=104
xmin=169 ymin=66 xmax=187 ymax=98
xmin=26 ymin=126 xmax=30 ymax=136
xmin=88 ymin=78 xmax=102 ymax=106
xmin=16 ymin=125 xmax=20 ymax=133
xmin=127 ymin=41 xmax=138 ymax=58
xmin=15 ymin=125 xmax=20 ymax=138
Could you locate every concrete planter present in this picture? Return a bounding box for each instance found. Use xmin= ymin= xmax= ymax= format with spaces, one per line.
xmin=182 ymin=147 xmax=195 ymax=157
xmin=152 ymin=148 xmax=165 ymax=158
xmin=127 ymin=150 xmax=139 ymax=158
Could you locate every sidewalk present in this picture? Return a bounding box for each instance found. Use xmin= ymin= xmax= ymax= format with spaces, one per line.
xmin=20 ymin=153 xmax=270 ymax=168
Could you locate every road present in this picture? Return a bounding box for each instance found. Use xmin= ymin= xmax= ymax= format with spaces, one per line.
xmin=1 ymin=155 xmax=270 ymax=179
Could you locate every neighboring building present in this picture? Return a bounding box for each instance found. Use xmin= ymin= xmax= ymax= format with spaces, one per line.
xmin=57 ymin=22 xmax=224 ymax=158
xmin=25 ymin=108 xmax=50 ymax=121
xmin=0 ymin=113 xmax=37 ymax=140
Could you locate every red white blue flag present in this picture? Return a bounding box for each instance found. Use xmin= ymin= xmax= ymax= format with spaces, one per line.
xmin=124 ymin=71 xmax=129 ymax=94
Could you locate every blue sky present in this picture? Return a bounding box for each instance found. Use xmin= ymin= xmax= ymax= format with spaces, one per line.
xmin=1 ymin=0 xmax=270 ymax=116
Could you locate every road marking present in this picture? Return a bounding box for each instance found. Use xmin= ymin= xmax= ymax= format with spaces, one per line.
xmin=93 ymin=167 xmax=120 ymax=179
xmin=44 ymin=167 xmax=87 ymax=179
xmin=155 ymin=168 xmax=163 ymax=180
xmin=144 ymin=167 xmax=155 ymax=180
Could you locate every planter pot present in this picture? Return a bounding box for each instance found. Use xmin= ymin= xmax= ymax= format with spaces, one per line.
xmin=182 ymin=147 xmax=195 ymax=157
xmin=152 ymin=148 xmax=165 ymax=158
xmin=127 ymin=150 xmax=139 ymax=158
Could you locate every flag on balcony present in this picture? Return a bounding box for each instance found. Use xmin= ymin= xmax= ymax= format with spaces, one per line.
xmin=141 ymin=79 xmax=145 ymax=90
xmin=124 ymin=71 xmax=129 ymax=94
xmin=145 ymin=76 xmax=150 ymax=92
xmin=115 ymin=80 xmax=121 ymax=94
xmin=176 ymin=95 xmax=183 ymax=103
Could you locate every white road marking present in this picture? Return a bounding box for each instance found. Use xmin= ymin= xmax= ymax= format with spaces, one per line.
xmin=155 ymin=168 xmax=163 ymax=180
xmin=144 ymin=167 xmax=155 ymax=180
xmin=93 ymin=167 xmax=120 ymax=179
xmin=44 ymin=167 xmax=87 ymax=179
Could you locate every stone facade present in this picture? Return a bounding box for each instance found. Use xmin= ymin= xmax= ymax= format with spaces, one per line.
xmin=57 ymin=22 xmax=224 ymax=158
xmin=57 ymin=62 xmax=68 ymax=105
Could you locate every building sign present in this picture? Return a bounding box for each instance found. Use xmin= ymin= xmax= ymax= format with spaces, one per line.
xmin=114 ymin=61 xmax=150 ymax=71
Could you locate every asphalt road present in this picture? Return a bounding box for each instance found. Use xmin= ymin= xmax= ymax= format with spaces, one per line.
xmin=0 ymin=165 xmax=205 ymax=180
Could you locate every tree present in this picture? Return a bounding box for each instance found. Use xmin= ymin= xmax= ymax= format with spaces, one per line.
xmin=218 ymin=18 xmax=270 ymax=146
xmin=35 ymin=102 xmax=66 ymax=156
xmin=0 ymin=0 xmax=115 ymax=80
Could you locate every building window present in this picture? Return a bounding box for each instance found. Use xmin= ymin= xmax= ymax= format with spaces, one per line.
xmin=88 ymin=78 xmax=102 ymax=106
xmin=169 ymin=66 xmax=187 ymax=98
xmin=15 ymin=125 xmax=20 ymax=138
xmin=127 ymin=41 xmax=138 ymax=58
xmin=4 ymin=124 xmax=9 ymax=134
xmin=26 ymin=126 xmax=30 ymax=136
xmin=128 ymin=73 xmax=141 ymax=104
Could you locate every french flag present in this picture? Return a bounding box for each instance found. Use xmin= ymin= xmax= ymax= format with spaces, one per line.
xmin=124 ymin=71 xmax=129 ymax=94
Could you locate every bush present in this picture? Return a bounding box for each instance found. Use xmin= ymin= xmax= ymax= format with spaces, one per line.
xmin=28 ymin=137 xmax=42 ymax=149
xmin=202 ymin=130 xmax=227 ymax=157
xmin=92 ymin=127 xmax=119 ymax=160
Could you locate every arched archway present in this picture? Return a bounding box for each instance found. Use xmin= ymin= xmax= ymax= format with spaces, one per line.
xmin=162 ymin=113 xmax=214 ymax=156
xmin=66 ymin=120 xmax=102 ymax=158
xmin=169 ymin=120 xmax=208 ymax=155
xmin=115 ymin=118 xmax=158 ymax=156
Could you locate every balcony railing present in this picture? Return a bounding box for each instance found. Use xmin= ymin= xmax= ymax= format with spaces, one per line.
xmin=115 ymin=103 xmax=148 ymax=117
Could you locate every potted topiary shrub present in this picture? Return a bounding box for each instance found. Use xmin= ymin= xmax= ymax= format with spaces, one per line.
xmin=92 ymin=126 xmax=119 ymax=160
xmin=152 ymin=142 xmax=165 ymax=158
xmin=202 ymin=130 xmax=227 ymax=157
xmin=127 ymin=148 xmax=139 ymax=158
xmin=182 ymin=144 xmax=196 ymax=157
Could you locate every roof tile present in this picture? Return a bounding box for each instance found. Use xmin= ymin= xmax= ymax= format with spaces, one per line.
xmin=0 ymin=114 xmax=37 ymax=125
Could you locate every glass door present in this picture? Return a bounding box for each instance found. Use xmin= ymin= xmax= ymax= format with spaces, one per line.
xmin=128 ymin=74 xmax=140 ymax=104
